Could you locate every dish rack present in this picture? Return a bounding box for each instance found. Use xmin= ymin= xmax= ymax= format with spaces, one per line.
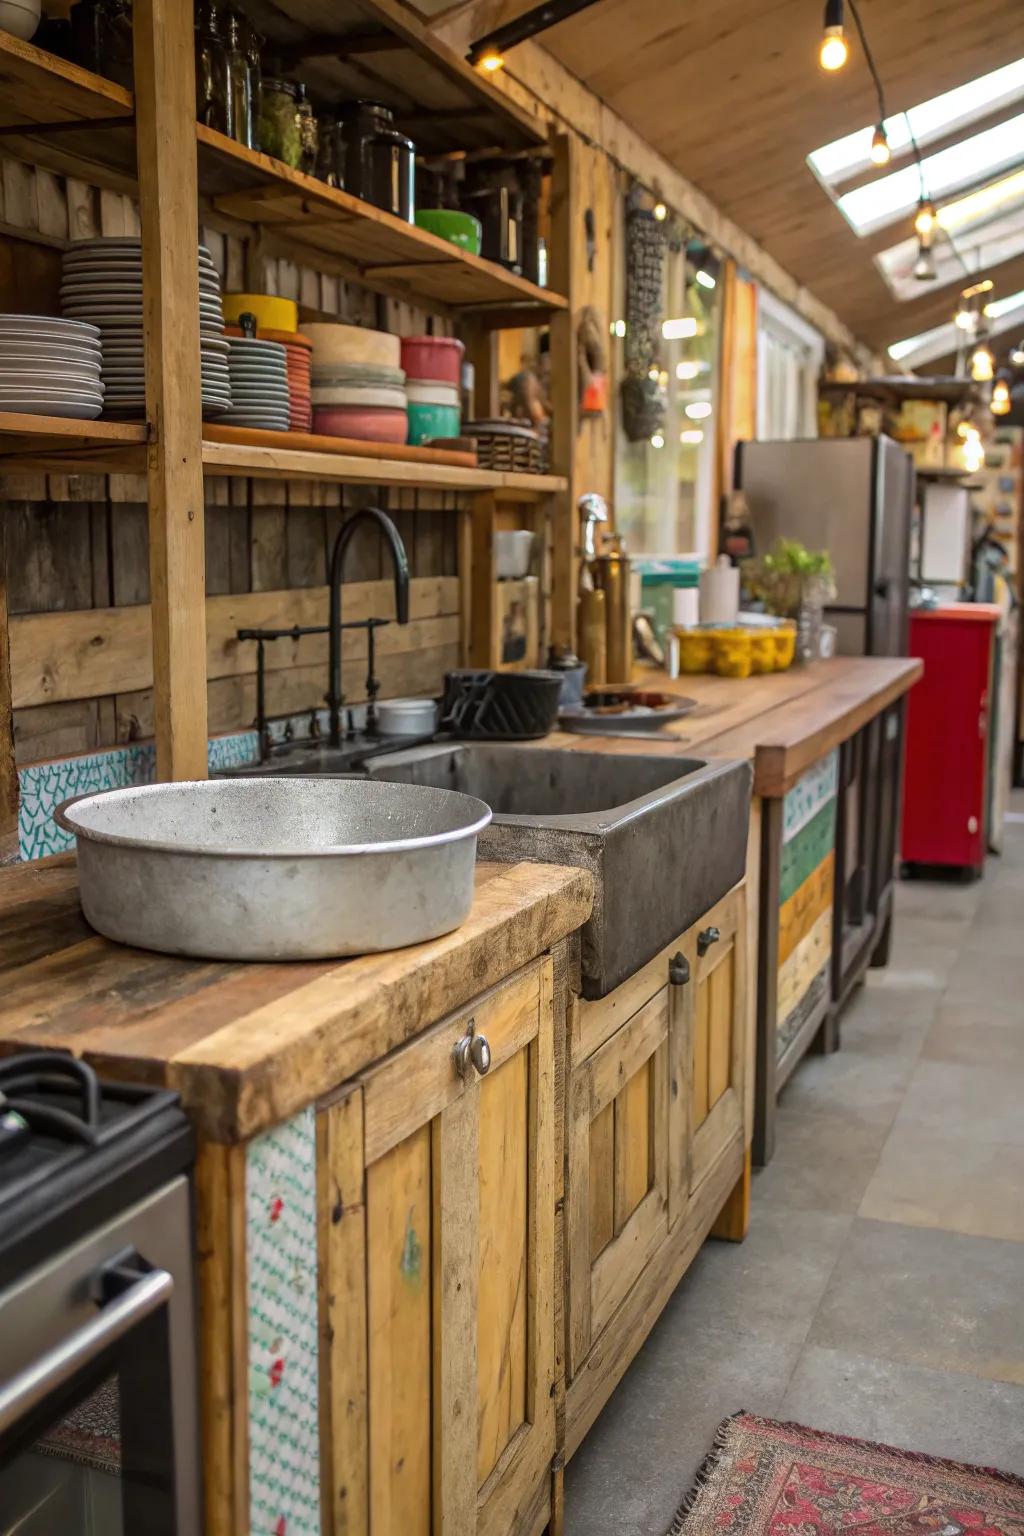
xmin=463 ymin=418 xmax=548 ymax=473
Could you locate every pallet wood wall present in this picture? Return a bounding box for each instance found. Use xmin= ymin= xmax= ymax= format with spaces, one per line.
xmin=0 ymin=151 xmax=466 ymax=768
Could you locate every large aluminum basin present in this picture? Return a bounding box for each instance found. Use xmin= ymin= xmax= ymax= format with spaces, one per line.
xmin=362 ymin=743 xmax=752 ymax=997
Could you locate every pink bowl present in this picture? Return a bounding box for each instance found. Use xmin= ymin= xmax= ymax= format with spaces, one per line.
xmin=313 ymin=405 xmax=408 ymax=443
xmin=400 ymin=334 xmax=465 ymax=386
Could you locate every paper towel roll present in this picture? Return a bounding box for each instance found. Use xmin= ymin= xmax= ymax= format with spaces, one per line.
xmin=672 ymin=587 xmax=699 ymax=627
xmin=699 ymin=557 xmax=740 ymax=625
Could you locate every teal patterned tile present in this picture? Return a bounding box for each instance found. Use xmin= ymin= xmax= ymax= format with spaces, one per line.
xmin=782 ymin=749 xmax=839 ymax=846
xmin=18 ymin=729 xmax=262 ymax=862
xmin=246 ymin=1109 xmax=321 ymax=1536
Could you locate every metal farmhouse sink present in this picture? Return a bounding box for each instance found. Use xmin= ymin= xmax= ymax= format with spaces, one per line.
xmin=361 ymin=743 xmax=752 ymax=997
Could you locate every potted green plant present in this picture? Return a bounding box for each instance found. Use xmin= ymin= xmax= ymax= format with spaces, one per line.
xmin=743 ymin=539 xmax=836 ymax=663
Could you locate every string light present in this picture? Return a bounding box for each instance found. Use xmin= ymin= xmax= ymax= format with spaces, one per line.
xmin=653 ymin=200 xmax=668 ymax=221
xmin=475 ymin=47 xmax=504 ymax=71
xmin=970 ymin=341 xmax=995 ymax=382
xmin=870 ymin=123 xmax=891 ymax=165
xmin=991 ymin=377 xmax=1012 ymax=416
xmin=819 ymin=0 xmax=848 ymax=70
xmin=914 ymin=198 xmax=937 ymax=238
xmin=650 ymin=433 xmax=665 ymax=449
xmin=1011 ymin=341 xmax=1024 ymax=367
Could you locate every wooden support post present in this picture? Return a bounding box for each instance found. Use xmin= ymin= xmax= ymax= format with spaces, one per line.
xmin=548 ymin=133 xmax=577 ymax=653
xmin=0 ymin=519 xmax=17 ymax=865
xmin=134 ymin=0 xmax=209 ymax=780
xmin=461 ymin=318 xmax=500 ymax=419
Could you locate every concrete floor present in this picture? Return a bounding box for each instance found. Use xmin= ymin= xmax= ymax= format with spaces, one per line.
xmin=566 ymin=805 xmax=1024 ymax=1536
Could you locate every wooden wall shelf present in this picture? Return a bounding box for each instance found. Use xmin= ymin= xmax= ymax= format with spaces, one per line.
xmin=0 ymin=34 xmax=561 ymax=321
xmin=197 ymin=128 xmax=564 ymax=319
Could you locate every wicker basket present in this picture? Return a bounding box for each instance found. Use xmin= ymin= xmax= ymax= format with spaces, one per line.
xmin=463 ymin=418 xmax=548 ymax=473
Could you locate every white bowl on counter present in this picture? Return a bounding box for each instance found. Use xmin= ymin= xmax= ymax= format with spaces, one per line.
xmin=375 ymin=697 xmax=439 ymax=736
xmin=495 ymin=529 xmax=535 ymax=580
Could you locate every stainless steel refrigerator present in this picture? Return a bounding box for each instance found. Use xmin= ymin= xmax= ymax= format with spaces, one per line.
xmin=734 ymin=434 xmax=915 ymax=657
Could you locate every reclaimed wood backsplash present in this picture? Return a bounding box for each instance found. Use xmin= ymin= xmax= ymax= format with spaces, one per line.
xmin=0 ymin=151 xmax=465 ymax=767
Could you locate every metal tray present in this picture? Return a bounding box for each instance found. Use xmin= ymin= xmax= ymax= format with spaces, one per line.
xmin=558 ymin=697 xmax=698 ymax=735
xmin=57 ymin=777 xmax=491 ymax=961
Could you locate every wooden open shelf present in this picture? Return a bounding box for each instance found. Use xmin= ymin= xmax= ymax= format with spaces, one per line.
xmin=0 ymin=31 xmax=561 ymax=320
xmin=197 ymin=127 xmax=564 ymax=319
xmin=0 ymin=412 xmax=564 ymax=496
xmin=0 ymin=409 xmax=148 ymax=471
xmin=202 ymin=428 xmax=566 ymax=496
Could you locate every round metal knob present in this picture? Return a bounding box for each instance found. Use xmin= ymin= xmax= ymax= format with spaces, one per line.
xmin=469 ymin=1033 xmax=491 ymax=1075
xmin=453 ymin=1023 xmax=491 ymax=1080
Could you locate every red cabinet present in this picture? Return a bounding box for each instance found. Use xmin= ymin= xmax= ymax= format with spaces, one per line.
xmin=901 ymin=604 xmax=1000 ymax=872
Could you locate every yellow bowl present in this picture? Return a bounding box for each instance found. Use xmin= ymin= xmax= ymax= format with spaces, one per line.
xmin=222 ymin=292 xmax=299 ymax=333
xmin=772 ymin=624 xmax=796 ymax=671
xmin=675 ymin=628 xmax=715 ymax=673
xmin=713 ymin=628 xmax=753 ymax=679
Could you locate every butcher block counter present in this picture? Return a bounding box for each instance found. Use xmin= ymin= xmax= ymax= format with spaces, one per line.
xmin=1 ymin=853 xmax=593 ymax=1536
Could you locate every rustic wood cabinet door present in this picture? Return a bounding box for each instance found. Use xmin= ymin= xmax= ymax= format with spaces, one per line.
xmin=686 ymin=886 xmax=747 ymax=1196
xmin=565 ymin=984 xmax=670 ymax=1378
xmin=317 ymin=959 xmax=556 ymax=1536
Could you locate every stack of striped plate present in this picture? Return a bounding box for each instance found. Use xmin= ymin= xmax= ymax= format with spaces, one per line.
xmin=60 ymin=237 xmax=230 ymax=416
xmin=0 ymin=314 xmax=103 ymax=419
xmin=215 ymin=336 xmax=290 ymax=431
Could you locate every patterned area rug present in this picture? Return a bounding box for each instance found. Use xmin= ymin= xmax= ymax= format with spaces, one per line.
xmin=668 ymin=1413 xmax=1024 ymax=1535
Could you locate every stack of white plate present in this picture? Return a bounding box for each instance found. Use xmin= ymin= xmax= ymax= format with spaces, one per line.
xmin=60 ymin=237 xmax=230 ymax=417
xmin=214 ymin=336 xmax=290 ymax=430
xmin=0 ymin=315 xmax=103 ymax=419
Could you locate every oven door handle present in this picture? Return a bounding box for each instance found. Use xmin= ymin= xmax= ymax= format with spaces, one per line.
xmin=0 ymin=1266 xmax=173 ymax=1435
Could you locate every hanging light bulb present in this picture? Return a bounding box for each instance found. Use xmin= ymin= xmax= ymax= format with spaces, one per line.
xmin=991 ymin=377 xmax=1012 ymax=416
xmin=653 ymin=200 xmax=668 ymax=222
xmin=971 ymin=342 xmax=995 ymax=382
xmin=473 ymin=46 xmax=505 ymax=71
xmin=1010 ymin=340 xmax=1024 ymax=367
xmin=914 ymin=240 xmax=937 ymax=281
xmin=914 ymin=199 xmax=937 ymax=238
xmin=870 ymin=123 xmax=891 ymax=166
xmin=954 ymin=291 xmax=974 ymax=330
xmin=819 ymin=0 xmax=848 ymax=70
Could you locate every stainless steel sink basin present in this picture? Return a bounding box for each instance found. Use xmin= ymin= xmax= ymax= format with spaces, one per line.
xmin=361 ymin=743 xmax=752 ymax=997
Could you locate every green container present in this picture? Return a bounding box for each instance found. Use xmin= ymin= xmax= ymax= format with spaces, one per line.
xmin=634 ymin=556 xmax=702 ymax=644
xmin=415 ymin=208 xmax=483 ymax=255
xmin=407 ymin=400 xmax=461 ymax=445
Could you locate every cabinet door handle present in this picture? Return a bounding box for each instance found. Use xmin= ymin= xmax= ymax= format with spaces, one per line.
xmin=697 ymin=926 xmax=721 ymax=957
xmin=453 ymin=1021 xmax=492 ymax=1080
xmin=668 ymin=951 xmax=690 ymax=985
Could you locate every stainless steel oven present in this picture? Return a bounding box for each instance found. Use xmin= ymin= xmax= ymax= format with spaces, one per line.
xmin=0 ymin=1054 xmax=200 ymax=1535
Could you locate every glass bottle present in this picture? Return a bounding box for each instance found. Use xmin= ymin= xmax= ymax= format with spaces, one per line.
xmin=225 ymin=9 xmax=252 ymax=148
xmin=294 ymin=82 xmax=318 ymax=176
xmin=242 ymin=18 xmax=263 ymax=149
xmin=258 ymin=78 xmax=300 ymax=167
xmin=195 ymin=0 xmax=231 ymax=136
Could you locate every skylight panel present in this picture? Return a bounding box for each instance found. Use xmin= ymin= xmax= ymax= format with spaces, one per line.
xmin=837 ymin=113 xmax=1024 ymax=234
xmin=808 ymin=57 xmax=1024 ymax=186
xmin=888 ymin=289 xmax=1024 ymax=367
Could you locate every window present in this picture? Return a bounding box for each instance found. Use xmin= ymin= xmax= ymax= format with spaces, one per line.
xmin=756 ymin=291 xmax=824 ymax=440
xmin=614 ymin=230 xmax=722 ymax=557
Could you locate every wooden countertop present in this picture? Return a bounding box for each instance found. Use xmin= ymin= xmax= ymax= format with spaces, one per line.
xmin=543 ymin=657 xmax=923 ymax=796
xmin=0 ymin=855 xmax=592 ymax=1144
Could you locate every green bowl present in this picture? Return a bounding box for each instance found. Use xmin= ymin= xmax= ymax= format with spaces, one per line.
xmin=415 ymin=209 xmax=483 ymax=256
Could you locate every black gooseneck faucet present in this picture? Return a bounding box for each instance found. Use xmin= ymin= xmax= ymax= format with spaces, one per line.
xmin=327 ymin=507 xmax=410 ymax=747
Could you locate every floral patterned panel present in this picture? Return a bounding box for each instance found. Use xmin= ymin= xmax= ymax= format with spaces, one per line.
xmin=246 ymin=1109 xmax=321 ymax=1536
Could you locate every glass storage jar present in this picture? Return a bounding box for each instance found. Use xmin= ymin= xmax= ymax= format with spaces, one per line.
xmin=194 ymin=0 xmax=231 ymax=135
xmin=259 ymin=77 xmax=301 ymax=167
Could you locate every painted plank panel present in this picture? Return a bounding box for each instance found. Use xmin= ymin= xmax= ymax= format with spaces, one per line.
xmin=367 ymin=1126 xmax=432 ymax=1536
xmin=693 ymin=975 xmax=710 ymax=1130
xmin=707 ymin=950 xmax=734 ymax=1111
